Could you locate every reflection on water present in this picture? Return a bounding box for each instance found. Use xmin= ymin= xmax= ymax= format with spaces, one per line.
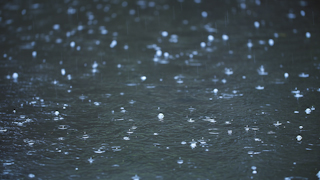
xmin=1 ymin=0 xmax=320 ymax=179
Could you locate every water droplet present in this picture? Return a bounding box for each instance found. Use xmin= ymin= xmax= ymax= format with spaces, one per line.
xmin=268 ymin=39 xmax=274 ymax=46
xmin=161 ymin=31 xmax=168 ymax=37
xmin=158 ymin=113 xmax=164 ymax=120
xmin=306 ymin=32 xmax=311 ymax=38
xmin=222 ymin=34 xmax=229 ymax=41
xmin=296 ymin=135 xmax=302 ymax=141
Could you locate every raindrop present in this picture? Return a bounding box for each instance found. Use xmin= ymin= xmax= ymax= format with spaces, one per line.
xmin=296 ymin=135 xmax=302 ymax=141
xmin=132 ymin=174 xmax=140 ymax=180
xmin=61 ymin=69 xmax=65 ymax=76
xmin=201 ymin=11 xmax=208 ymax=18
xmin=305 ymin=108 xmax=311 ymax=114
xmin=88 ymin=157 xmax=94 ymax=164
xmin=213 ymin=88 xmax=218 ymax=94
xmin=255 ymin=86 xmax=264 ymax=90
xmin=268 ymin=39 xmax=274 ymax=46
xmin=140 ymin=76 xmax=147 ymax=81
xmin=70 ymin=41 xmax=75 ymax=48
xmin=287 ymin=13 xmax=296 ymax=19
xmin=177 ymin=157 xmax=183 ymax=164
xmin=22 ymin=9 xmax=26 ymax=15
xmin=54 ymin=110 xmax=59 ymax=116
xmin=53 ymin=24 xmax=60 ymax=30
xmin=110 ymin=40 xmax=117 ymax=48
xmin=156 ymin=50 xmax=162 ymax=56
xmin=222 ymin=34 xmax=229 ymax=41
xmin=273 ymin=121 xmax=282 ymax=127
xmin=306 ymin=32 xmax=311 ymax=38
xmin=161 ymin=31 xmax=168 ymax=37
xmin=247 ymin=40 xmax=253 ymax=49
xmin=94 ymin=149 xmax=105 ymax=153
xmin=158 ymin=113 xmax=164 ymax=120
xmin=123 ymin=137 xmax=130 ymax=140
xmin=208 ymin=35 xmax=214 ymax=41
xmin=254 ymin=21 xmax=260 ymax=28
xmin=189 ymin=139 xmax=197 ymax=149
xmin=32 ymin=51 xmax=37 ymax=57
xmin=200 ymin=42 xmax=206 ymax=48
xmin=298 ymin=72 xmax=309 ymax=78
xmin=12 ymin=72 xmax=18 ymax=79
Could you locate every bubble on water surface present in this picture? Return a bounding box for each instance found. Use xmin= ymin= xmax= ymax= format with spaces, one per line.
xmin=177 ymin=157 xmax=183 ymax=164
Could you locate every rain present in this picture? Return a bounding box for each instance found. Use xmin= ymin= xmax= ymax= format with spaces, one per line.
xmin=0 ymin=0 xmax=320 ymax=179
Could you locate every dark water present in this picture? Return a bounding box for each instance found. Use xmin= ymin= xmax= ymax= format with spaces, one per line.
xmin=1 ymin=0 xmax=320 ymax=179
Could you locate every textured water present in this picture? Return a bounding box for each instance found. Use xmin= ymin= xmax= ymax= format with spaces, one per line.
xmin=1 ymin=0 xmax=320 ymax=179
